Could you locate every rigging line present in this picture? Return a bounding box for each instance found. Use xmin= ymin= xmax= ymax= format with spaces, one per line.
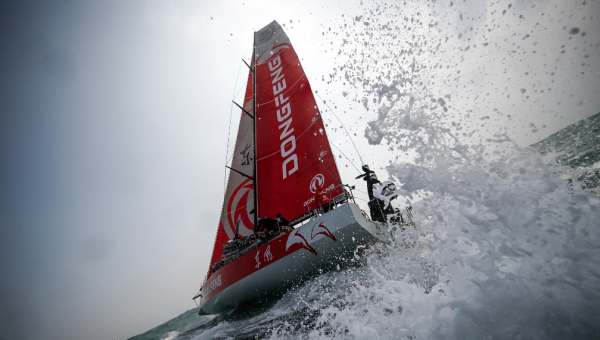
xmin=256 ymin=117 xmax=318 ymax=161
xmin=257 ymin=93 xmax=340 ymax=188
xmin=234 ymin=85 xmax=246 ymax=102
xmin=353 ymin=188 xmax=368 ymax=195
xmin=304 ymin=93 xmax=346 ymax=182
xmin=208 ymin=45 xmax=254 ymax=279
xmin=224 ymin=60 xmax=245 ymax=194
xmin=314 ymin=92 xmax=365 ymax=166
xmin=253 ymin=103 xmax=343 ymax=186
xmin=256 ymin=75 xmax=305 ymax=108
xmin=288 ymin=100 xmax=341 ymax=185
xmin=223 ymin=44 xmax=253 ymax=194
xmin=329 ymin=142 xmax=361 ymax=174
xmin=225 ymin=122 xmax=253 ymax=167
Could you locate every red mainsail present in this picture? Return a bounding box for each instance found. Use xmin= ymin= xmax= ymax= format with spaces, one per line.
xmin=254 ymin=21 xmax=343 ymax=223
xmin=207 ymin=20 xmax=343 ymax=275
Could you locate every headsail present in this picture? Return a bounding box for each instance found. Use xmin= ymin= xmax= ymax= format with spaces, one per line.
xmin=254 ymin=21 xmax=343 ymax=223
xmin=209 ymin=67 xmax=256 ymax=269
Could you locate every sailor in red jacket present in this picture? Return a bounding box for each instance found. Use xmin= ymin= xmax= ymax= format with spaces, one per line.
xmin=316 ymin=184 xmax=332 ymax=213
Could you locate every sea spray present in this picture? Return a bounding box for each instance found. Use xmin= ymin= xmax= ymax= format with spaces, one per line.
xmin=165 ymin=91 xmax=600 ymax=340
xmin=261 ymin=140 xmax=600 ymax=339
xmin=176 ymin=141 xmax=599 ymax=340
xmin=132 ymin=0 xmax=599 ymax=337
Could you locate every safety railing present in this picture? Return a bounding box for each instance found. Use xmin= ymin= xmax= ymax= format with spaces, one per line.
xmin=328 ymin=184 xmax=356 ymax=205
xmin=290 ymin=184 xmax=355 ymax=227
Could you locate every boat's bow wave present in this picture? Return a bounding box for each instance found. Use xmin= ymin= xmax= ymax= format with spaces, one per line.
xmin=161 ymin=140 xmax=600 ymax=340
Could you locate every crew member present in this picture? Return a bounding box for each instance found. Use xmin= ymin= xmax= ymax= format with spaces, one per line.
xmin=316 ymin=184 xmax=332 ymax=213
xmin=233 ymin=219 xmax=241 ymax=239
xmin=357 ymin=164 xmax=386 ymax=222
xmin=275 ymin=213 xmax=289 ymax=228
xmin=253 ymin=217 xmax=278 ymax=235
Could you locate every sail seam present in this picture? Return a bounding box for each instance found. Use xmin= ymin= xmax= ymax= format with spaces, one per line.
xmin=256 ymin=75 xmax=304 ymax=108
xmin=256 ymin=118 xmax=318 ymax=161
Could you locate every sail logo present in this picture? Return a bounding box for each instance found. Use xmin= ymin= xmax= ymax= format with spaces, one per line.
xmin=311 ymin=222 xmax=337 ymax=242
xmin=226 ymin=178 xmax=254 ymax=238
xmin=256 ymin=26 xmax=273 ymax=44
xmin=286 ymin=229 xmax=317 ymax=255
xmin=285 ymin=221 xmax=337 ymax=256
xmin=269 ymin=55 xmax=298 ymax=180
xmin=305 ymin=177 xmax=334 ymax=207
xmin=309 ymin=174 xmax=325 ymax=193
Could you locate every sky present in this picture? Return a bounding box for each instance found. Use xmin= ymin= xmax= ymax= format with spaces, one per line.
xmin=0 ymin=1 xmax=598 ymax=340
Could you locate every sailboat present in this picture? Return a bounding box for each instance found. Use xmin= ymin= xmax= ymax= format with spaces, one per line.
xmin=194 ymin=20 xmax=399 ymax=315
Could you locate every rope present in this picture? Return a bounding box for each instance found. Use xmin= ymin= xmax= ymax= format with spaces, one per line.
xmin=255 ymin=75 xmax=305 ymax=108
xmin=224 ymin=46 xmax=253 ymax=194
xmin=224 ymin=62 xmax=243 ymax=193
xmin=255 ymin=99 xmax=342 ymax=195
xmin=233 ymin=81 xmax=247 ymax=102
xmin=329 ymin=142 xmax=361 ymax=174
xmin=256 ymin=118 xmax=318 ymax=161
xmin=315 ymin=93 xmax=364 ymax=166
xmin=225 ymin=123 xmax=252 ymax=166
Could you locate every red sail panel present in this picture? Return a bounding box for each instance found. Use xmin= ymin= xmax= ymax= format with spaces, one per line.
xmin=208 ymin=66 xmax=256 ymax=275
xmin=254 ymin=21 xmax=343 ymax=222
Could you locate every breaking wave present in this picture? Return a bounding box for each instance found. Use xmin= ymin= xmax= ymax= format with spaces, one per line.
xmin=139 ymin=102 xmax=600 ymax=340
xmin=165 ymin=127 xmax=599 ymax=340
xmin=145 ymin=143 xmax=600 ymax=338
xmin=131 ymin=0 xmax=599 ymax=338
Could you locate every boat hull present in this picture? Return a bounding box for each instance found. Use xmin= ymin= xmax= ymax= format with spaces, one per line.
xmin=199 ymin=202 xmax=387 ymax=315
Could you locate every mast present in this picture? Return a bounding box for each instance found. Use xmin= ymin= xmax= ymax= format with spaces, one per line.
xmin=252 ymin=31 xmax=258 ymax=228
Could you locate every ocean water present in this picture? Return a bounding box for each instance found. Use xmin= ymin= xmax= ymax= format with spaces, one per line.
xmin=130 ymin=121 xmax=600 ymax=339
xmin=130 ymin=0 xmax=600 ymax=338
